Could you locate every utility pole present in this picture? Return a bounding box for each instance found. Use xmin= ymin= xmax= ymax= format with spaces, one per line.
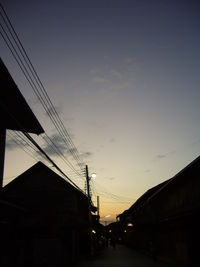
xmin=97 ymin=195 xmax=100 ymax=223
xmin=85 ymin=165 xmax=93 ymax=256
xmin=0 ymin=128 xmax=6 ymax=188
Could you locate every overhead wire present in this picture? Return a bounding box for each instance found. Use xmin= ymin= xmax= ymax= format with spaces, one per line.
xmin=0 ymin=64 xmax=85 ymax=194
xmin=0 ymin=4 xmax=84 ymax=175
xmin=8 ymin=131 xmax=85 ymax=190
xmin=92 ymin=180 xmax=133 ymax=203
xmin=1 ymin=2 xmax=82 ymax=170
xmin=7 ymin=131 xmax=40 ymax=163
xmin=42 ymin=133 xmax=84 ymax=179
xmin=22 ymin=131 xmax=85 ymax=193
xmin=0 ymin=26 xmax=83 ymax=179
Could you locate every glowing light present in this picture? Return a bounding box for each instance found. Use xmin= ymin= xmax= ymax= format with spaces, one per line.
xmin=91 ymin=173 xmax=96 ymax=178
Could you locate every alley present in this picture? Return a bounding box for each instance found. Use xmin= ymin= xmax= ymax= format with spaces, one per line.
xmin=77 ymin=245 xmax=169 ymax=267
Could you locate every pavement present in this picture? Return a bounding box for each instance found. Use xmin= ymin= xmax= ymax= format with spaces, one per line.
xmin=76 ymin=245 xmax=170 ymax=267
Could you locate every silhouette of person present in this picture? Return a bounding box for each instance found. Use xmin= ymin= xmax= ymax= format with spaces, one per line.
xmin=110 ymin=234 xmax=117 ymax=249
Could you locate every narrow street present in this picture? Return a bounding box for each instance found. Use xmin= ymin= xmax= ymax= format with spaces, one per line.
xmin=77 ymin=245 xmax=169 ymax=267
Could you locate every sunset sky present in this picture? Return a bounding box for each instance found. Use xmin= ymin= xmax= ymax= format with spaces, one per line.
xmin=1 ymin=0 xmax=200 ymax=222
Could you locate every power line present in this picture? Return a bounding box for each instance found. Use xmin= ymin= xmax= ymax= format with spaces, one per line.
xmin=7 ymin=131 xmax=86 ymax=194
xmin=8 ymin=131 xmax=85 ymax=187
xmin=1 ymin=71 xmax=84 ymax=193
xmin=92 ymin=180 xmax=134 ymax=202
xmin=0 ymin=4 xmax=88 ymax=194
xmin=0 ymin=3 xmax=85 ymax=172
xmin=0 ymin=28 xmax=83 ymax=179
xmin=22 ymin=131 xmax=85 ymax=193
xmin=7 ymin=131 xmax=40 ymax=162
xmin=42 ymin=133 xmax=84 ymax=179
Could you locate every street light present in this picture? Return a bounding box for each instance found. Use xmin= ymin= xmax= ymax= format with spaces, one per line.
xmin=91 ymin=173 xmax=96 ymax=179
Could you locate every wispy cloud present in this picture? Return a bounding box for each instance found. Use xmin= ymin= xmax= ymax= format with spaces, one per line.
xmin=6 ymin=139 xmax=20 ymax=150
xmin=45 ymin=105 xmax=63 ymax=117
xmin=81 ymin=151 xmax=93 ymax=158
xmin=89 ymin=69 xmax=100 ymax=75
xmin=108 ymin=177 xmax=115 ymax=180
xmin=6 ymin=136 xmax=28 ymax=151
xmin=110 ymin=69 xmax=122 ymax=79
xmin=109 ymin=81 xmax=129 ymax=91
xmin=89 ymin=57 xmax=141 ymax=92
xmin=109 ymin=137 xmax=116 ymax=143
xmin=103 ymin=176 xmax=115 ymax=181
xmin=154 ymin=150 xmax=176 ymax=162
xmin=156 ymin=154 xmax=167 ymax=160
xmin=43 ymin=133 xmax=67 ymax=156
xmin=190 ymin=139 xmax=200 ymax=147
xmin=93 ymin=76 xmax=109 ymax=83
xmin=88 ymin=121 xmax=107 ymax=130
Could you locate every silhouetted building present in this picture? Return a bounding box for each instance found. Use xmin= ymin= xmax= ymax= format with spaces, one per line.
xmin=118 ymin=155 xmax=200 ymax=266
xmin=0 ymin=161 xmax=91 ymax=266
xmin=0 ymin=58 xmax=44 ymax=134
xmin=0 ymin=58 xmax=44 ymax=187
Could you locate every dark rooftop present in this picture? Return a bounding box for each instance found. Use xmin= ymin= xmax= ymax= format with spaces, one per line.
xmin=0 ymin=58 xmax=44 ymax=134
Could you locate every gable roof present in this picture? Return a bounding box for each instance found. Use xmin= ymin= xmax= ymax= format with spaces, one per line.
xmin=119 ymin=154 xmax=200 ymax=220
xmin=117 ymin=179 xmax=171 ymax=219
xmin=0 ymin=58 xmax=44 ymax=134
xmin=1 ymin=161 xmax=86 ymax=198
xmin=0 ymin=162 xmax=91 ymax=218
xmin=147 ymin=155 xmax=200 ymax=203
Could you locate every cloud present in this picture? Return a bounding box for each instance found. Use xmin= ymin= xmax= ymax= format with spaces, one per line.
xmin=89 ymin=69 xmax=100 ymax=75
xmin=169 ymin=150 xmax=176 ymax=155
xmin=81 ymin=151 xmax=93 ymax=158
xmin=156 ymin=154 xmax=167 ymax=160
xmin=6 ymin=137 xmax=28 ymax=151
xmin=88 ymin=121 xmax=107 ymax=129
xmin=93 ymin=76 xmax=108 ymax=83
xmin=45 ymin=105 xmax=63 ymax=117
xmin=109 ymin=137 xmax=116 ymax=143
xmin=107 ymin=177 xmax=115 ymax=180
xmin=67 ymin=147 xmax=77 ymax=155
xmin=102 ymin=176 xmax=115 ymax=181
xmin=154 ymin=150 xmax=176 ymax=162
xmin=109 ymin=81 xmax=129 ymax=91
xmin=63 ymin=117 xmax=75 ymax=124
xmin=42 ymin=134 xmax=92 ymax=164
xmin=91 ymin=69 xmax=130 ymax=92
xmin=110 ymin=69 xmax=122 ymax=79
xmin=190 ymin=139 xmax=200 ymax=147
xmin=43 ymin=133 xmax=67 ymax=156
xmin=6 ymin=139 xmax=20 ymax=150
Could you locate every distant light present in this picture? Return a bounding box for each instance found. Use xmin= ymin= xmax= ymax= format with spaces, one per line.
xmin=124 ymin=230 xmax=127 ymax=233
xmin=109 ymin=230 xmax=112 ymax=233
xmin=127 ymin=223 xmax=133 ymax=227
xmin=92 ymin=230 xmax=96 ymax=234
xmin=91 ymin=173 xmax=96 ymax=178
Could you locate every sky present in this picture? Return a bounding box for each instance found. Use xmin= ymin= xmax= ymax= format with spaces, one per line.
xmin=1 ymin=0 xmax=200 ymax=223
